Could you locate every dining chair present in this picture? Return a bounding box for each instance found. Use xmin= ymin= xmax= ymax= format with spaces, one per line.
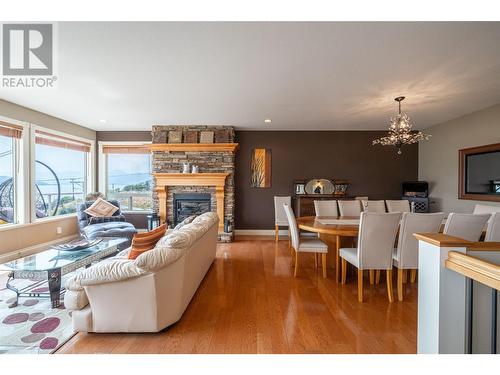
xmin=355 ymin=196 xmax=368 ymax=201
xmin=385 ymin=200 xmax=411 ymax=213
xmin=314 ymin=200 xmax=338 ymax=216
xmin=361 ymin=200 xmax=386 ymax=213
xmin=472 ymin=203 xmax=500 ymax=215
xmin=274 ymin=196 xmax=291 ymax=242
xmin=393 ymin=212 xmax=444 ymax=301
xmin=485 ymin=212 xmax=500 ymax=241
xmin=338 ymin=200 xmax=362 ymax=217
xmin=283 ymin=204 xmax=329 ymax=278
xmin=339 ymin=212 xmax=401 ymax=302
xmin=443 ymin=213 xmax=490 ymax=242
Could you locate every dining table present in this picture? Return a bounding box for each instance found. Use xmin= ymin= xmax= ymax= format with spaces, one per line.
xmin=296 ymin=216 xmax=360 ymax=282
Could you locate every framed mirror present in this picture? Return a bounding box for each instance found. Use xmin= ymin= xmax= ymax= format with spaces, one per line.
xmin=304 ymin=179 xmax=335 ymax=195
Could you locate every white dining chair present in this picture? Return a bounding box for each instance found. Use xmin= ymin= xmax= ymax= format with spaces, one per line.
xmin=361 ymin=200 xmax=386 ymax=213
xmin=314 ymin=200 xmax=338 ymax=216
xmin=393 ymin=212 xmax=444 ymax=301
xmin=338 ymin=200 xmax=362 ymax=217
xmin=274 ymin=196 xmax=291 ymax=242
xmin=355 ymin=196 xmax=368 ymax=201
xmin=443 ymin=213 xmax=490 ymax=242
xmin=283 ymin=204 xmax=329 ymax=278
xmin=386 ymin=200 xmax=411 ymax=213
xmin=485 ymin=212 xmax=500 ymax=242
xmin=339 ymin=212 xmax=401 ymax=302
xmin=472 ymin=203 xmax=500 ymax=215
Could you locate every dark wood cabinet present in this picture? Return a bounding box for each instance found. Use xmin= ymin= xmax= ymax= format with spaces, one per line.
xmin=293 ymin=194 xmax=354 ymax=217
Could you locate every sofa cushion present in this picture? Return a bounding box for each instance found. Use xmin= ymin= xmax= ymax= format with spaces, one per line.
xmin=128 ymin=224 xmax=167 ymax=260
xmin=84 ymin=197 xmax=119 ymax=217
xmin=88 ymin=215 xmax=126 ymax=225
xmin=83 ymin=221 xmax=137 ymax=250
xmin=174 ymin=215 xmax=196 ymax=230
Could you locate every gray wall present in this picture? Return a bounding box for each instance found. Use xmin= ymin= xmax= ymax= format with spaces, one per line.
xmin=419 ymin=102 xmax=500 ymax=214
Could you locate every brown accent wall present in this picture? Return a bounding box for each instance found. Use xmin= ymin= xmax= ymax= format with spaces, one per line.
xmin=234 ymin=131 xmax=418 ymax=229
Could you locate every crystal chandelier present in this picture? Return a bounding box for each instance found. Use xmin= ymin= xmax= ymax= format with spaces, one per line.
xmin=372 ymin=96 xmax=430 ymax=155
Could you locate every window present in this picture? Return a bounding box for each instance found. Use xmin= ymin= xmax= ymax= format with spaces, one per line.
xmin=34 ymin=130 xmax=92 ymax=219
xmin=0 ymin=121 xmax=22 ymax=225
xmin=101 ymin=144 xmax=152 ymax=211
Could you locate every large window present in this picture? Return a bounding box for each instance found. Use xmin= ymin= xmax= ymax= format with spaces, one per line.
xmin=34 ymin=130 xmax=92 ymax=219
xmin=0 ymin=122 xmax=22 ymax=225
xmin=101 ymin=144 xmax=152 ymax=211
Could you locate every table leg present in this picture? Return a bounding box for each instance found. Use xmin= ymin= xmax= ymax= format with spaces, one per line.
xmin=48 ymin=269 xmax=62 ymax=308
xmin=5 ymin=272 xmax=19 ymax=308
xmin=336 ymin=235 xmax=341 ymax=283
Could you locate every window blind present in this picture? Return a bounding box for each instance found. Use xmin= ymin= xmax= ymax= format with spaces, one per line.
xmin=35 ymin=129 xmax=91 ymax=153
xmin=102 ymin=144 xmax=150 ymax=154
xmin=0 ymin=121 xmax=23 ymax=139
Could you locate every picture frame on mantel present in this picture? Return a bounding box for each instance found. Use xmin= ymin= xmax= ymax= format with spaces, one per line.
xmin=200 ymin=131 xmax=214 ymax=144
xmin=251 ymin=148 xmax=272 ymax=188
xmin=168 ymin=130 xmax=182 ymax=143
xmin=184 ymin=130 xmax=198 ymax=143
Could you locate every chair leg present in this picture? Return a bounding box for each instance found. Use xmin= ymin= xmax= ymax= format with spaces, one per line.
xmin=290 ymin=247 xmax=295 ymax=266
xmin=375 ymin=270 xmax=380 ymax=284
xmin=397 ymin=268 xmax=404 ymax=302
xmin=403 ymin=269 xmax=408 ymax=284
xmin=410 ymin=269 xmax=417 ymax=283
xmin=357 ymin=269 xmax=364 ymax=302
xmin=369 ymin=270 xmax=375 ymax=285
xmin=386 ymin=270 xmax=394 ymax=303
xmin=322 ymin=253 xmax=327 ymax=278
xmin=275 ymin=225 xmax=279 ymax=242
xmin=294 ymin=251 xmax=300 ymax=277
xmin=341 ymin=259 xmax=347 ymax=284
xmin=314 ymin=253 xmax=318 ymax=268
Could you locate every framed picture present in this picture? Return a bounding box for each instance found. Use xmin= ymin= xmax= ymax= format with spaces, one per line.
xmin=200 ymin=131 xmax=214 ymax=144
xmin=214 ymin=130 xmax=229 ymax=143
xmin=184 ymin=130 xmax=198 ymax=143
xmin=168 ymin=130 xmax=182 ymax=143
xmin=251 ymin=148 xmax=272 ymax=188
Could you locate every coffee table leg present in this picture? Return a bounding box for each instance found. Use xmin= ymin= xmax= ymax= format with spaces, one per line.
xmin=48 ymin=269 xmax=62 ymax=308
xmin=6 ymin=272 xmax=19 ymax=308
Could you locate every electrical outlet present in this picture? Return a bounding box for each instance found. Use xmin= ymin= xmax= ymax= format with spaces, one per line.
xmin=56 ymin=226 xmax=63 ymax=235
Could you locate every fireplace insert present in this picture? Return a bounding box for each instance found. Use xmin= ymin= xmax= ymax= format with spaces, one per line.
xmin=173 ymin=193 xmax=211 ymax=225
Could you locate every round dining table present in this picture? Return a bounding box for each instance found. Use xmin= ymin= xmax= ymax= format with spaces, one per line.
xmin=296 ymin=216 xmax=360 ymax=282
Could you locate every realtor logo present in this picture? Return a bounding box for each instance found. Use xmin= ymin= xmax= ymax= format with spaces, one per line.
xmin=1 ymin=23 xmax=57 ymax=88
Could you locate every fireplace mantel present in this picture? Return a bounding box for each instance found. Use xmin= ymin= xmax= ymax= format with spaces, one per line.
xmin=153 ymin=172 xmax=230 ymax=231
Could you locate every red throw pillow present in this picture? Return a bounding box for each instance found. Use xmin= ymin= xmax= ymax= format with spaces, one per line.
xmin=128 ymin=224 xmax=167 ymax=260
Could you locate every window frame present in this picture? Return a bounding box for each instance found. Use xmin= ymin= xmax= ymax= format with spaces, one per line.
xmin=98 ymin=141 xmax=152 ymax=214
xmin=0 ymin=115 xmax=28 ymax=230
xmin=31 ymin=125 xmax=95 ymax=222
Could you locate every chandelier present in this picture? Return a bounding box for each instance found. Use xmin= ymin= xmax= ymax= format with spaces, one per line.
xmin=372 ymin=96 xmax=430 ymax=154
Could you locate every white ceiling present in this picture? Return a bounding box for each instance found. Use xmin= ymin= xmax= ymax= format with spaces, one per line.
xmin=1 ymin=22 xmax=500 ymax=131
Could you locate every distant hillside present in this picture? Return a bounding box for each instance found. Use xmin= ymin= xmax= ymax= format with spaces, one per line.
xmin=108 ymin=173 xmax=151 ymax=186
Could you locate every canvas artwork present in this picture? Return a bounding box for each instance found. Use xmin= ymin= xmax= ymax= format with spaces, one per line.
xmin=250 ymin=148 xmax=272 ymax=188
xmin=200 ymin=131 xmax=214 ymax=143
xmin=168 ymin=131 xmax=183 ymax=143
xmin=184 ymin=130 xmax=198 ymax=143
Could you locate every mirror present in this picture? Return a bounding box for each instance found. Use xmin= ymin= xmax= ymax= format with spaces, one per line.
xmin=304 ymin=179 xmax=335 ymax=194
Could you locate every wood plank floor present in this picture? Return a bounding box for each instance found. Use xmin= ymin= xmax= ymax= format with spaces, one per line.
xmin=57 ymin=236 xmax=417 ymax=354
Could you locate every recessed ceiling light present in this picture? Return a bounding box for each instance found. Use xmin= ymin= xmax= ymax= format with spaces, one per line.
xmin=264 ymin=119 xmax=272 ymax=123
xmin=99 ymin=119 xmax=107 ymax=124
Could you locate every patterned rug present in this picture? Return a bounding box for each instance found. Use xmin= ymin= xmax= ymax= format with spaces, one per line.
xmin=0 ymin=275 xmax=76 ymax=354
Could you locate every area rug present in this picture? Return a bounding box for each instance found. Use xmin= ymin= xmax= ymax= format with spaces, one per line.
xmin=0 ymin=276 xmax=76 ymax=354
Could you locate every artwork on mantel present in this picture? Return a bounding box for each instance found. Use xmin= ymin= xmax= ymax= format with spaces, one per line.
xmin=200 ymin=131 xmax=214 ymax=144
xmin=168 ymin=131 xmax=182 ymax=143
xmin=184 ymin=130 xmax=198 ymax=143
xmin=251 ymin=148 xmax=272 ymax=188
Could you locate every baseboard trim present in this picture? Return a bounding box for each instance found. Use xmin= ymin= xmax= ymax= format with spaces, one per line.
xmin=235 ymin=229 xmax=289 ymax=236
xmin=0 ymin=234 xmax=79 ymax=264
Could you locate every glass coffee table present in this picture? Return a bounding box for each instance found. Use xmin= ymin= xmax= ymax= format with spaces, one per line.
xmin=0 ymin=237 xmax=127 ymax=308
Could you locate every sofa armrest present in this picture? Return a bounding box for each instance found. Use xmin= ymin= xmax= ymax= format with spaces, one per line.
xmin=65 ymin=258 xmax=147 ymax=291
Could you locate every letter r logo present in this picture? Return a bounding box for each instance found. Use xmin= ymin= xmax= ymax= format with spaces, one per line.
xmin=2 ymin=24 xmax=53 ymax=75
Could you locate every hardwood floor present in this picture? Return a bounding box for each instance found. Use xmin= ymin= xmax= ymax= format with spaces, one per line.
xmin=57 ymin=236 xmax=417 ymax=354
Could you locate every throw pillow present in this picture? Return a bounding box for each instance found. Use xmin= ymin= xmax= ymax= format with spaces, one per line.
xmin=84 ymin=198 xmax=119 ymax=217
xmin=128 ymin=224 xmax=167 ymax=260
xmin=174 ymin=215 xmax=197 ymax=230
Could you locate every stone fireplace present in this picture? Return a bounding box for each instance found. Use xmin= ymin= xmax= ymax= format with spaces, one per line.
xmin=151 ymin=125 xmax=237 ymax=242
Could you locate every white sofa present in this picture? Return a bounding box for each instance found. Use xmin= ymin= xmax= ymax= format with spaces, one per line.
xmin=64 ymin=212 xmax=219 ymax=333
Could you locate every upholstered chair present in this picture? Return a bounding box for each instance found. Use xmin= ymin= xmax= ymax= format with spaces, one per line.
xmin=393 ymin=212 xmax=444 ymax=301
xmin=361 ymin=200 xmax=386 ymax=213
xmin=386 ymin=200 xmax=411 ymax=213
xmin=339 ymin=212 xmax=401 ymax=302
xmin=338 ymin=200 xmax=362 ymax=217
xmin=485 ymin=212 xmax=500 ymax=242
xmin=283 ymin=204 xmax=328 ymax=278
xmin=443 ymin=213 xmax=490 ymax=242
xmin=274 ymin=196 xmax=291 ymax=242
xmin=314 ymin=200 xmax=339 ymax=216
